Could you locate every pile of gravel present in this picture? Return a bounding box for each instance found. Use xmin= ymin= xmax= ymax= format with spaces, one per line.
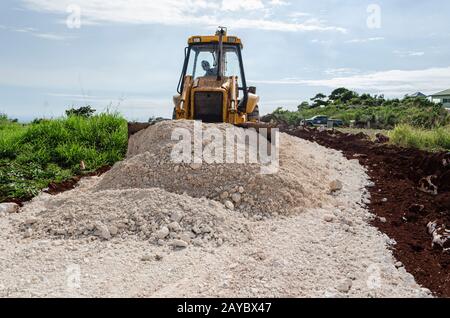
xmin=95 ymin=120 xmax=333 ymax=216
xmin=17 ymin=120 xmax=346 ymax=248
xmin=18 ymin=188 xmax=251 ymax=247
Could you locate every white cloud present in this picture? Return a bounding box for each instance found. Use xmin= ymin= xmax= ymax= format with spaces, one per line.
xmin=34 ymin=32 xmax=73 ymax=40
xmin=289 ymin=12 xmax=311 ymax=18
xmin=345 ymin=37 xmax=385 ymax=44
xmin=311 ymin=39 xmax=333 ymax=45
xmin=269 ymin=0 xmax=289 ymax=6
xmin=249 ymin=67 xmax=450 ymax=96
xmin=394 ymin=50 xmax=425 ymax=57
xmin=221 ymin=0 xmax=265 ymax=12
xmin=21 ymin=0 xmax=346 ymax=33
xmin=1 ymin=24 xmax=73 ymax=40
xmin=324 ymin=68 xmax=360 ymax=76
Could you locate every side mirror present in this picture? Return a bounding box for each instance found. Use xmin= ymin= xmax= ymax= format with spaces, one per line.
xmin=248 ymin=86 xmax=257 ymax=94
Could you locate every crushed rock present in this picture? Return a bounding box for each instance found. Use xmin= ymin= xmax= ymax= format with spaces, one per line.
xmin=17 ymin=188 xmax=250 ymax=247
xmin=95 ymin=120 xmax=335 ymax=216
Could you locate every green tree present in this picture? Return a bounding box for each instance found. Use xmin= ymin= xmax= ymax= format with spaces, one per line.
xmin=310 ymin=93 xmax=328 ymax=108
xmin=66 ymin=106 xmax=96 ymax=118
xmin=329 ymin=87 xmax=357 ymax=103
xmin=297 ymin=101 xmax=310 ymax=110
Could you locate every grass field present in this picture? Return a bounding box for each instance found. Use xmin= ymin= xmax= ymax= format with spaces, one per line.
xmin=0 ymin=113 xmax=127 ymax=202
xmin=337 ymin=125 xmax=450 ymax=151
xmin=389 ymin=124 xmax=450 ymax=152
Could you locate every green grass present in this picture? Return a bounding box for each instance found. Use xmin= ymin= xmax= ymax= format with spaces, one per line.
xmin=389 ymin=124 xmax=450 ymax=152
xmin=0 ymin=113 xmax=128 ymax=202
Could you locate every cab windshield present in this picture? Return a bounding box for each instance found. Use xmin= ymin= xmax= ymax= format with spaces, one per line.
xmin=185 ymin=44 xmax=243 ymax=83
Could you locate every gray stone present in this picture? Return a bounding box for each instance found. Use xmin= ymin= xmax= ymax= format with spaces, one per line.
xmin=23 ymin=228 xmax=33 ymax=239
xmin=168 ymin=222 xmax=182 ymax=232
xmin=224 ymin=200 xmax=235 ymax=210
xmin=192 ymin=238 xmax=203 ymax=247
xmin=329 ymin=180 xmax=343 ymax=192
xmin=179 ymin=233 xmax=191 ymax=243
xmin=231 ymin=193 xmax=242 ymax=203
xmin=141 ymin=254 xmax=152 ymax=262
xmin=336 ymin=279 xmax=352 ymax=293
xmin=170 ymin=211 xmax=183 ymax=222
xmin=156 ymin=226 xmax=170 ymax=239
xmin=171 ymin=239 xmax=188 ymax=248
xmin=109 ymin=225 xmax=118 ymax=236
xmin=25 ymin=218 xmax=38 ymax=225
xmin=220 ymin=191 xmax=229 ymax=200
xmin=94 ymin=222 xmax=111 ymax=240
xmin=0 ymin=203 xmax=19 ymax=214
xmin=190 ymin=163 xmax=202 ymax=170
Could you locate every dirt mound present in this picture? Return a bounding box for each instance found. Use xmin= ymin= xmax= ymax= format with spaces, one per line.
xmin=280 ymin=125 xmax=450 ymax=297
xmin=18 ymin=187 xmax=250 ymax=247
xmin=95 ymin=120 xmax=336 ymax=216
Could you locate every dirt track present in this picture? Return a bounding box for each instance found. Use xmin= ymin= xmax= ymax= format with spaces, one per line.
xmin=280 ymin=125 xmax=450 ymax=297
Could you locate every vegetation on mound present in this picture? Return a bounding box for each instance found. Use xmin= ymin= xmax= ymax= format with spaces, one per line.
xmin=0 ymin=110 xmax=127 ymax=202
xmin=269 ymin=87 xmax=449 ymax=130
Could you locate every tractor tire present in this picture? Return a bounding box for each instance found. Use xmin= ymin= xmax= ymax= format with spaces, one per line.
xmin=172 ymin=108 xmax=176 ymax=120
xmin=247 ymin=106 xmax=260 ymax=122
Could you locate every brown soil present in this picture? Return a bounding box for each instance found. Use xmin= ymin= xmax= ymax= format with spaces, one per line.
xmin=279 ymin=125 xmax=450 ymax=297
xmin=45 ymin=166 xmax=111 ymax=195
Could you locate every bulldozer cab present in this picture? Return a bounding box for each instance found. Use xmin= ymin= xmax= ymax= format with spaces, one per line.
xmin=175 ymin=28 xmax=254 ymax=123
xmin=178 ymin=43 xmax=246 ymax=92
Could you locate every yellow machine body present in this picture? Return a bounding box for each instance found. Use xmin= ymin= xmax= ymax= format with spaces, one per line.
xmin=173 ymin=27 xmax=260 ymax=125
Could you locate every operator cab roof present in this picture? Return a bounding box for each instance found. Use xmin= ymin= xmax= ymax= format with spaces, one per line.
xmin=188 ymin=35 xmax=243 ymax=48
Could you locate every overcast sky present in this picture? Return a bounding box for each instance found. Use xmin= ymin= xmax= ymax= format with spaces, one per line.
xmin=1 ymin=0 xmax=450 ymax=121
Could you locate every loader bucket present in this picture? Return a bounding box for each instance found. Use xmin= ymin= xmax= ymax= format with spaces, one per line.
xmin=235 ymin=122 xmax=275 ymax=142
xmin=128 ymin=121 xmax=274 ymax=142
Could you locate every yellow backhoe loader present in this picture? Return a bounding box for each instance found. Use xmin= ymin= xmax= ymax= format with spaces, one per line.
xmin=128 ymin=27 xmax=269 ymax=137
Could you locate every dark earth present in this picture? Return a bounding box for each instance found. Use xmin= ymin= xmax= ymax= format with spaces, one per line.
xmin=45 ymin=165 xmax=111 ymax=195
xmin=276 ymin=123 xmax=450 ymax=297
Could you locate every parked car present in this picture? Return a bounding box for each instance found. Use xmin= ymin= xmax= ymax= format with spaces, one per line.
xmin=302 ymin=115 xmax=343 ymax=127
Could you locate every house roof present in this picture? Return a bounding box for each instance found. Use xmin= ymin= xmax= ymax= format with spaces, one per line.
xmin=410 ymin=92 xmax=427 ymax=97
xmin=431 ymin=88 xmax=450 ymax=97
